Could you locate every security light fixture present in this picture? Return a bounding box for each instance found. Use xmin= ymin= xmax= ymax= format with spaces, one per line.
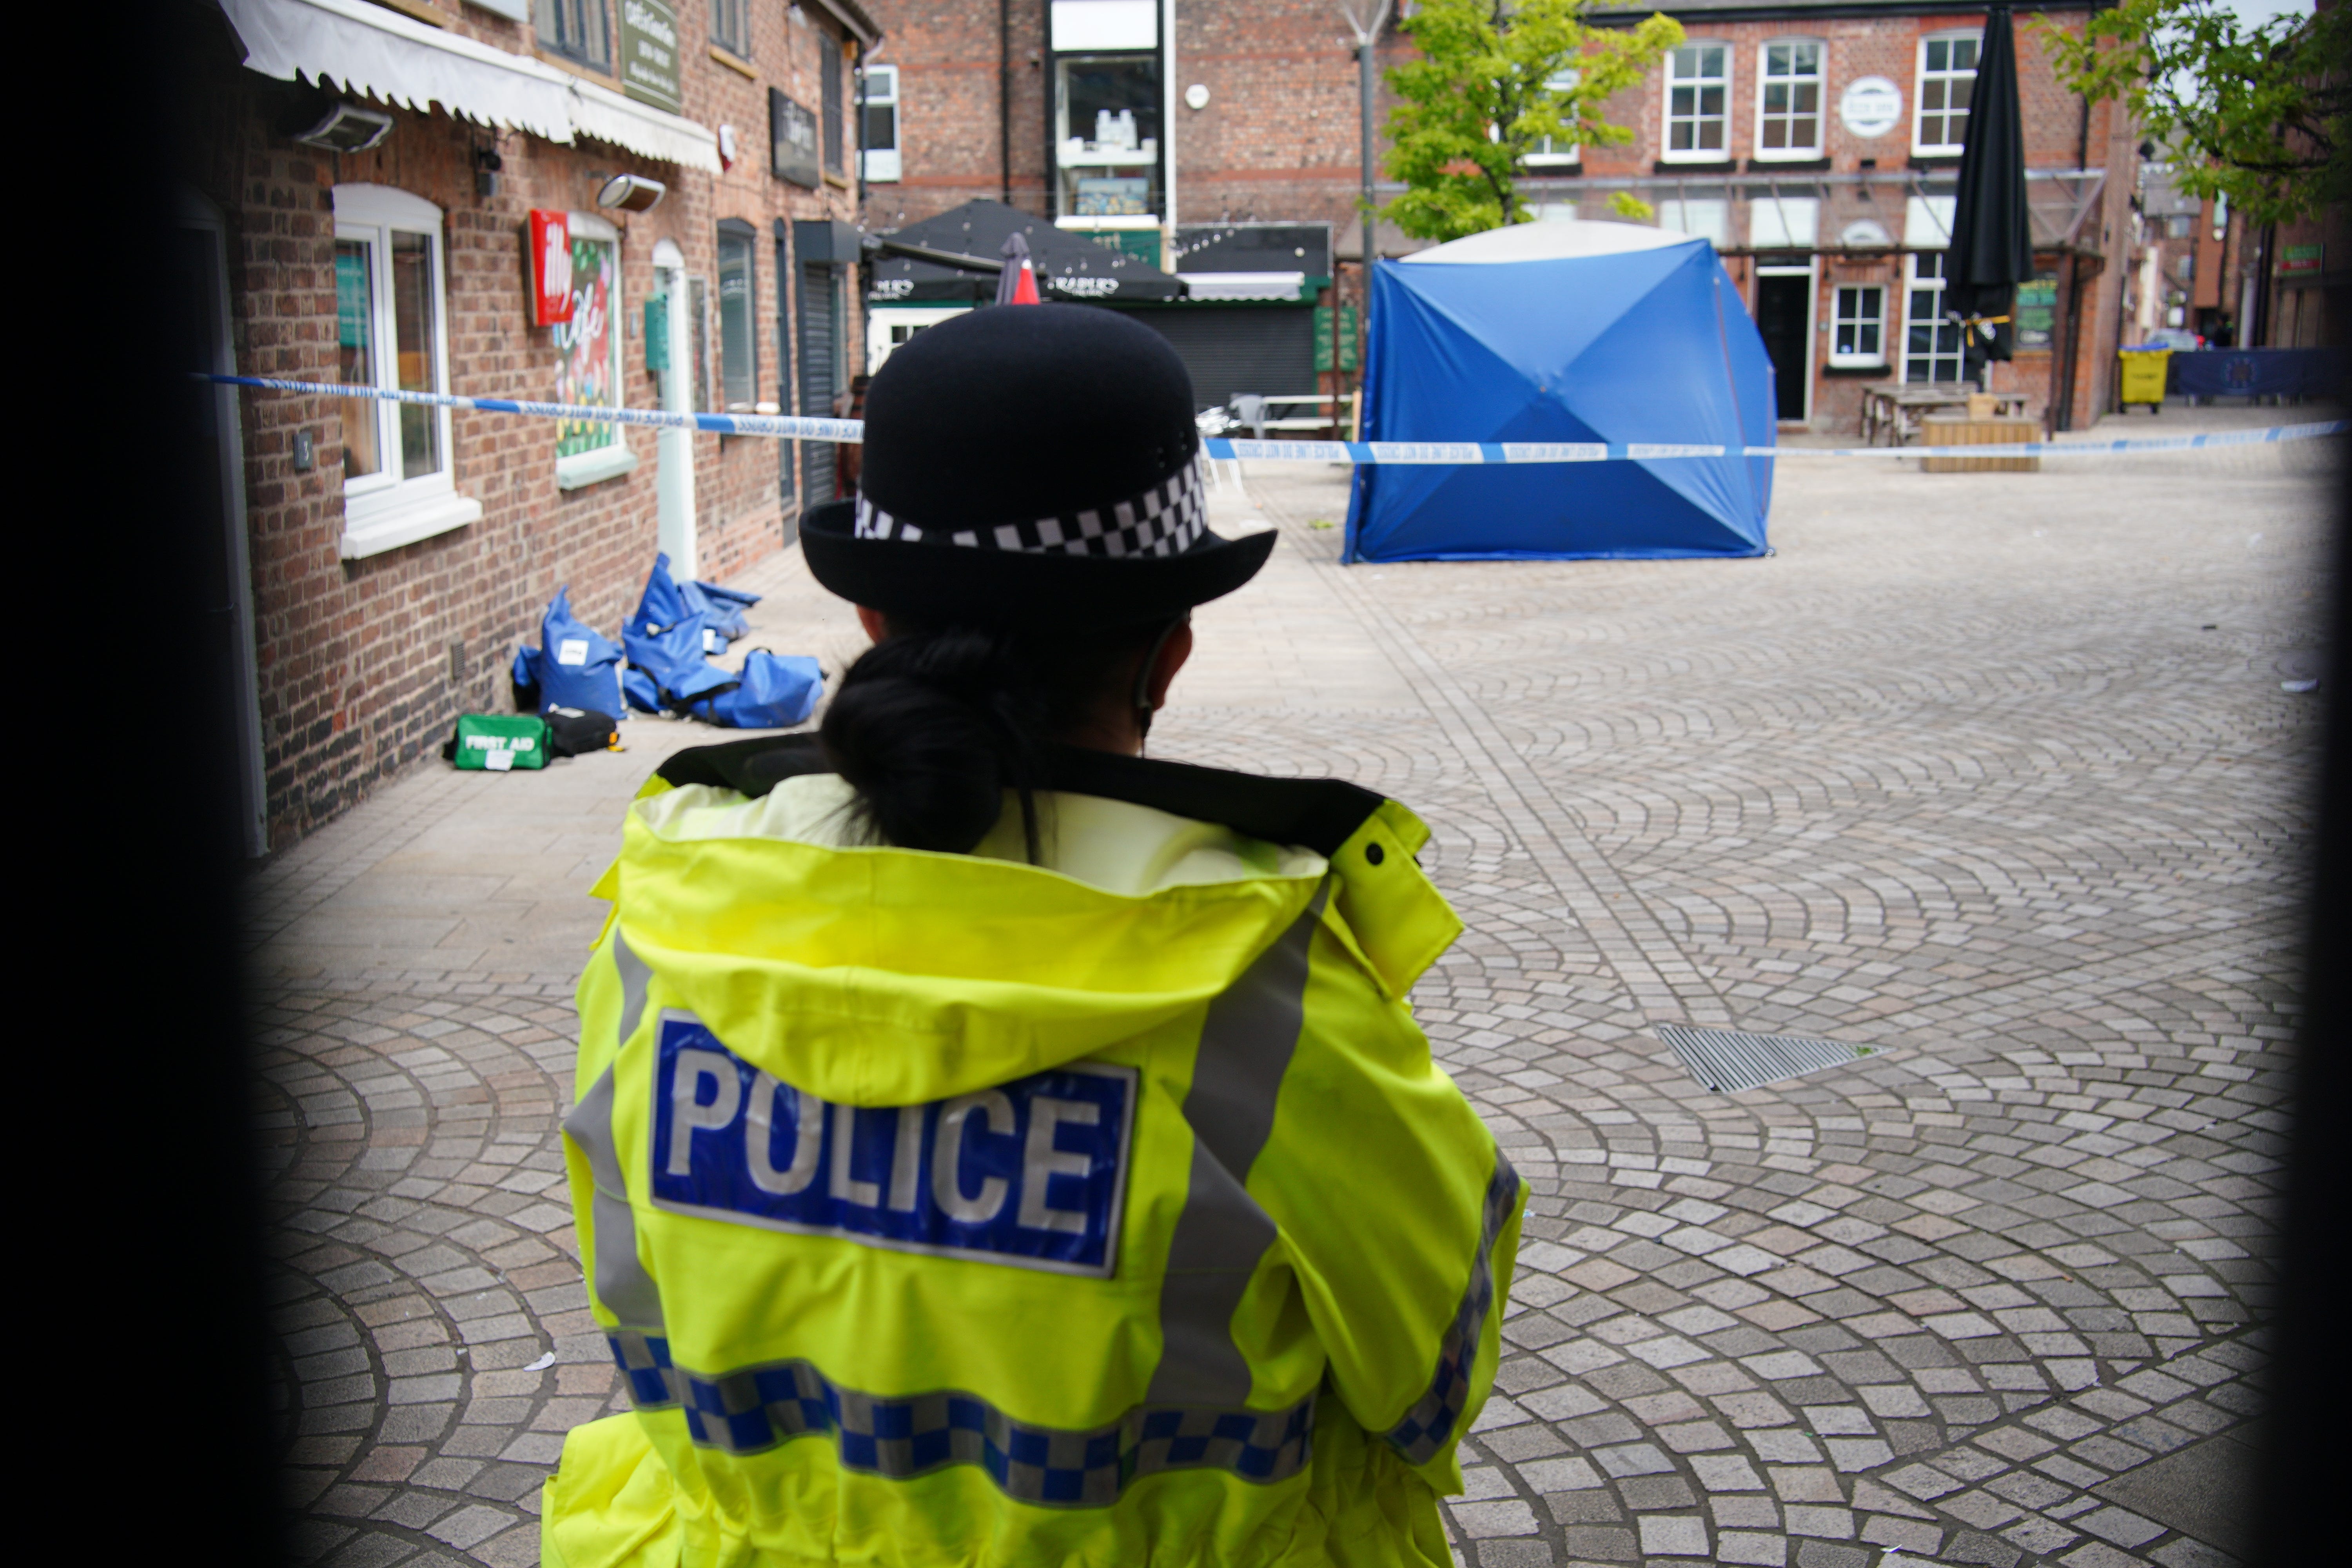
xmin=597 ymin=174 xmax=667 ymax=212
xmin=292 ymin=102 xmax=395 ymax=154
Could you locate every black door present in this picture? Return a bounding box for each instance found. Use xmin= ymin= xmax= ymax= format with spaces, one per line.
xmin=799 ymin=262 xmax=838 ymax=501
xmin=1755 ymin=273 xmax=1811 ymax=422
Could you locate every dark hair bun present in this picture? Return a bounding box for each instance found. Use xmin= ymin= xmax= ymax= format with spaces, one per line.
xmin=819 ymin=630 xmax=1046 ymax=854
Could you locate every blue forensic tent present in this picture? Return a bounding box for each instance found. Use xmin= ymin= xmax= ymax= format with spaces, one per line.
xmin=1345 ymin=221 xmax=1775 ymax=563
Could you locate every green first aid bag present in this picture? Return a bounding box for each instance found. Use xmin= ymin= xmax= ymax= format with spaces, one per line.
xmin=441 ymin=713 xmax=551 ymax=772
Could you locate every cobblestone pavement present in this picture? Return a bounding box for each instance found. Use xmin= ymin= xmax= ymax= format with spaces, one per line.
xmin=256 ymin=408 xmax=2336 ymax=1568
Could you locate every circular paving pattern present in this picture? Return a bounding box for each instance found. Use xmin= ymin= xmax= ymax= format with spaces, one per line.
xmin=257 ymin=437 xmax=2330 ymax=1568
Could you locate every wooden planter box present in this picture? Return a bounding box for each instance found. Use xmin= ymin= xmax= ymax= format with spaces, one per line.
xmin=1922 ymin=413 xmax=2041 ymax=472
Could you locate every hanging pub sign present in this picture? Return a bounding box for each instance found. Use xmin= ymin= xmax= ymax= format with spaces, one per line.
xmin=528 ymin=210 xmax=573 ymax=327
xmin=770 ymin=88 xmax=820 ymax=189
xmin=619 ymin=0 xmax=683 ymax=116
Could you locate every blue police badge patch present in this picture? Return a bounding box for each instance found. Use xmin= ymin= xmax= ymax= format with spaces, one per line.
xmin=648 ymin=1013 xmax=1137 ymax=1277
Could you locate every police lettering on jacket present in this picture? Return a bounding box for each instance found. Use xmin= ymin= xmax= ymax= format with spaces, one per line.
xmin=650 ymin=1014 xmax=1136 ymax=1277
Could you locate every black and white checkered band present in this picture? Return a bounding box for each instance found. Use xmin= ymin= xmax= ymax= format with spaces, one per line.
xmin=854 ymin=454 xmax=1209 ymax=559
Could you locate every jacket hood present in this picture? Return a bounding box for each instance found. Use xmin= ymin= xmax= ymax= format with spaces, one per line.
xmin=613 ymin=777 xmax=1330 ymax=1106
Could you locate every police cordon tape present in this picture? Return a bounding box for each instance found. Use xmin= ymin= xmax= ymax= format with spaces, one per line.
xmin=204 ymin=375 xmax=2345 ymax=464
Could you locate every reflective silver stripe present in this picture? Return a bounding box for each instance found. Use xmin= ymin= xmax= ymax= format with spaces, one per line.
xmin=614 ymin=931 xmax=653 ymax=1048
xmin=1144 ymin=886 xmax=1328 ymax=1407
xmin=1382 ymin=1154 xmax=1522 ymax=1466
xmin=562 ymin=935 xmax=665 ymax=1330
xmin=606 ymin=1330 xmax=1314 ymax=1505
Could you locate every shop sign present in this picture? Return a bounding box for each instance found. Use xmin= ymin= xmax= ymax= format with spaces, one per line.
xmin=1840 ymin=77 xmax=1903 ymax=140
xmin=528 ymin=210 xmax=573 ymax=327
xmin=619 ymin=0 xmax=682 ymax=116
xmin=771 ymin=88 xmax=820 ymax=189
xmin=1314 ymin=304 xmax=1359 ymax=373
xmin=2280 ymin=243 xmax=2323 ymax=274
xmin=2014 ymin=273 xmax=2058 ymax=351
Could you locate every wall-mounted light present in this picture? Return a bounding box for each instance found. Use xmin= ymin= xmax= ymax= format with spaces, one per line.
xmin=1184 ymin=84 xmax=1210 ymax=111
xmin=292 ymin=102 xmax=394 ymax=153
xmin=597 ymin=174 xmax=667 ymax=212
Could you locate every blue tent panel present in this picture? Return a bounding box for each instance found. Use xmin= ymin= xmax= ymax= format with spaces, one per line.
xmin=1345 ymin=232 xmax=1774 ymax=563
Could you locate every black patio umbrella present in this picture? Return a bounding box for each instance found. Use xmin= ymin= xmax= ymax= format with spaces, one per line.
xmin=1944 ymin=6 xmax=2034 ymax=374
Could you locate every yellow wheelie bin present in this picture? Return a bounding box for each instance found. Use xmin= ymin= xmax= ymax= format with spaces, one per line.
xmin=2117 ymin=347 xmax=2171 ymax=412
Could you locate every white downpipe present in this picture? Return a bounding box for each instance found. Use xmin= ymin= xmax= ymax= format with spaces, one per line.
xmin=1161 ymin=0 xmax=1177 ymax=260
xmin=656 ymin=261 xmax=696 ymax=578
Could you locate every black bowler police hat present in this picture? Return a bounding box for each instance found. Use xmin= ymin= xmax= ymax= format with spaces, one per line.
xmin=800 ymin=303 xmax=1274 ymax=631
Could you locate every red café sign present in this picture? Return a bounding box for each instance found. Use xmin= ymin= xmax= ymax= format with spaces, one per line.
xmin=529 ymin=210 xmax=575 ymax=326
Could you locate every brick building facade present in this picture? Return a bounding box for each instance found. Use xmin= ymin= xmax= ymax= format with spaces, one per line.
xmin=178 ymin=0 xmax=872 ymax=849
xmin=862 ymin=0 xmax=2133 ymax=434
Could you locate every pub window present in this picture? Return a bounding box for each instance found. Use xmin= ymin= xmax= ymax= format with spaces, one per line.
xmin=1526 ymin=69 xmax=1580 ymax=166
xmin=716 ymin=222 xmax=758 ymax=412
xmin=537 ymin=0 xmax=612 ymax=73
xmin=332 ymin=185 xmax=479 ymax=557
xmin=1903 ymin=251 xmax=1965 ymax=382
xmin=1662 ymin=43 xmax=1729 ymax=160
xmin=711 ymin=0 xmax=750 ymax=60
xmin=862 ymin=65 xmax=901 ymax=183
xmin=820 ymin=33 xmax=845 ymax=176
xmin=1756 ymin=40 xmax=1823 ymax=157
xmin=1831 ymin=285 xmax=1886 ymax=367
xmin=554 ymin=212 xmax=638 ymax=488
xmin=1915 ymin=33 xmax=1979 ymax=154
xmin=1056 ymin=55 xmax=1162 ymax=218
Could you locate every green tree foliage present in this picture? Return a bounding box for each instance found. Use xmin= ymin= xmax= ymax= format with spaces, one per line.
xmin=2039 ymin=0 xmax=2347 ymax=226
xmin=1381 ymin=0 xmax=1683 ymax=241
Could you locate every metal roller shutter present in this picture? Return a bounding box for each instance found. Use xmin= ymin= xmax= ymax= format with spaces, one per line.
xmin=1114 ymin=306 xmax=1318 ymax=413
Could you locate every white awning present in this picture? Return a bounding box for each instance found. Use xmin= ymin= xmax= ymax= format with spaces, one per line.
xmin=219 ymin=0 xmax=720 ymax=171
xmin=1182 ymin=272 xmax=1307 ymax=301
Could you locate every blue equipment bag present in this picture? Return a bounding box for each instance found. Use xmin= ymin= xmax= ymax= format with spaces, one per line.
xmin=621 ymin=666 xmax=663 ymax=715
xmin=688 ymin=649 xmax=824 ymax=729
xmin=515 ymin=587 xmax=625 ymax=716
xmin=692 ymin=580 xmax=760 ymax=639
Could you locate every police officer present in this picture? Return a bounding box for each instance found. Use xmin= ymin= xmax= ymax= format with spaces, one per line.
xmin=546 ymin=305 xmax=1524 ymax=1568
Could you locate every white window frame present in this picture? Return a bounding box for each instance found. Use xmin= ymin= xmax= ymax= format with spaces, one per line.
xmin=1901 ymin=250 xmax=1966 ymax=383
xmin=554 ymin=211 xmax=640 ymax=490
xmin=1657 ymin=196 xmax=1730 ymax=249
xmin=332 ymin=185 xmax=478 ymax=560
xmin=1526 ymin=68 xmax=1581 ymax=167
xmin=1830 ymin=284 xmax=1887 ymax=368
xmin=866 ymin=305 xmax=972 ymax=376
xmin=1753 ymin=39 xmax=1824 ymax=160
xmin=861 ymin=64 xmax=901 ymax=182
xmin=1913 ymin=31 xmax=1980 ymax=156
xmin=1661 ymin=43 xmax=1731 ymax=163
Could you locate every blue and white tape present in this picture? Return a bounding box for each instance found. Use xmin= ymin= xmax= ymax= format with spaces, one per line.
xmin=204 ymin=374 xmax=863 ymax=442
xmin=204 ymin=376 xmax=2342 ymax=463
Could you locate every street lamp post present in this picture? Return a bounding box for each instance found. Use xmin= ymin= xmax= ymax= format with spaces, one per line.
xmin=1341 ymin=1 xmax=1393 ymax=259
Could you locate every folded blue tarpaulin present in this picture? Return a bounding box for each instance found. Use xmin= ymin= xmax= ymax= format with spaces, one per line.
xmin=685 ymin=651 xmax=824 ymax=730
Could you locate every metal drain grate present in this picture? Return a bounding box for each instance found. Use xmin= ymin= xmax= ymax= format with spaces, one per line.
xmin=1659 ymin=1025 xmax=1870 ymax=1094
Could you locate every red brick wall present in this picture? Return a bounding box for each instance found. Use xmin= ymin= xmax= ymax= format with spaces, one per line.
xmin=864 ymin=2 xmax=2123 ymax=432
xmin=183 ymin=0 xmax=864 ymax=848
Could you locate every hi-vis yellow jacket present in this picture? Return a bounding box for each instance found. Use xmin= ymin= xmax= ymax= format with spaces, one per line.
xmin=546 ymin=739 xmax=1523 ymax=1568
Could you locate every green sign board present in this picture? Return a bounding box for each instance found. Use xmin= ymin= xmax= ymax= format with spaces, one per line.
xmin=2281 ymin=243 xmax=2324 ymax=274
xmin=2014 ymin=274 xmax=2058 ymax=351
xmin=619 ymin=0 xmax=682 ymax=116
xmin=643 ymin=295 xmax=670 ymax=373
xmin=1313 ymin=305 xmax=1359 ymax=373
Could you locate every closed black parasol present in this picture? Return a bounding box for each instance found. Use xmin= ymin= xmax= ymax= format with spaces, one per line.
xmin=1945 ymin=6 xmax=2034 ymax=368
